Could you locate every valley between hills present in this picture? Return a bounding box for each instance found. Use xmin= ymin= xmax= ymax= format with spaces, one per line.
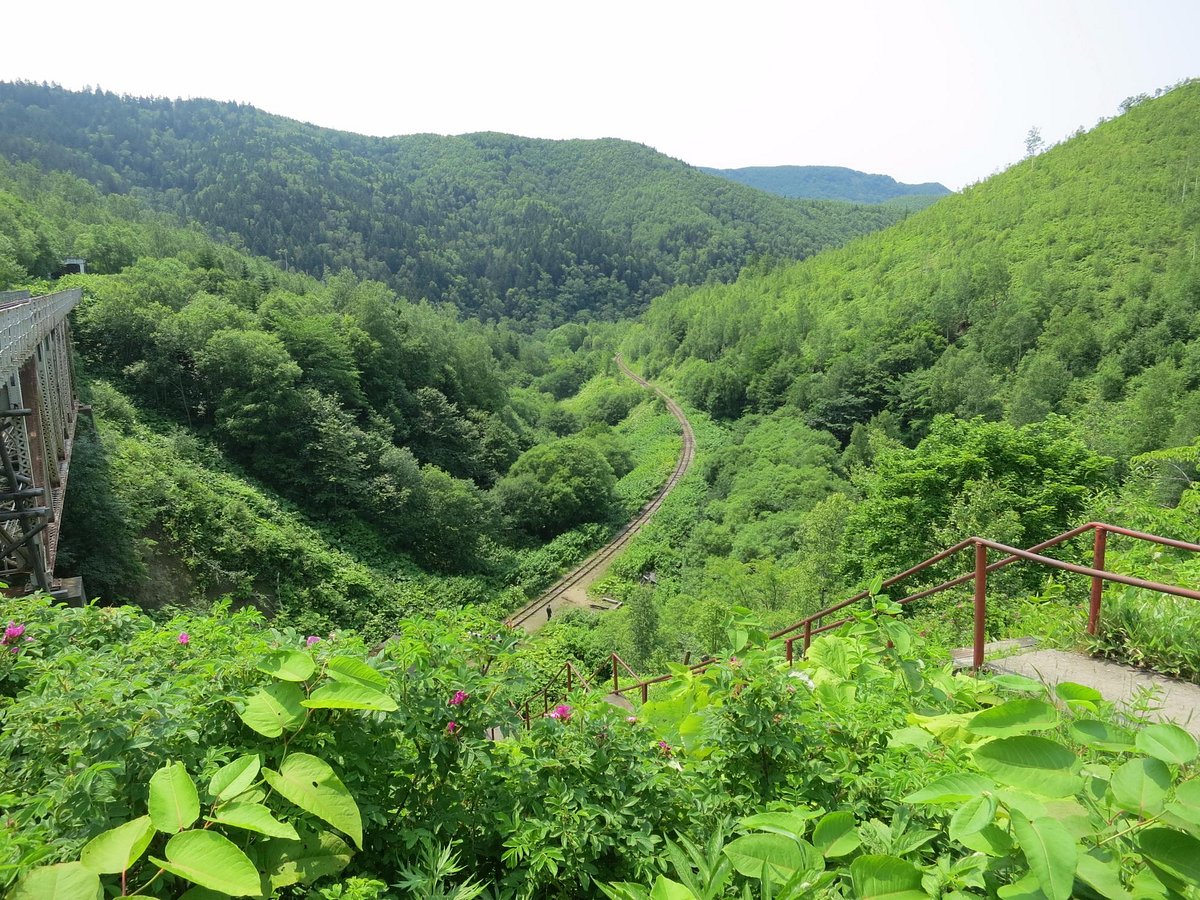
xmin=2 ymin=80 xmax=1200 ymax=899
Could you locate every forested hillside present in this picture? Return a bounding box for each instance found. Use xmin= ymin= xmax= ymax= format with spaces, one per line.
xmin=0 ymin=82 xmax=904 ymax=324
xmin=700 ymin=164 xmax=951 ymax=204
xmin=551 ymin=81 xmax=1200 ymax=674
xmin=0 ymin=155 xmax=693 ymax=624
xmin=6 ymin=67 xmax=1200 ymax=900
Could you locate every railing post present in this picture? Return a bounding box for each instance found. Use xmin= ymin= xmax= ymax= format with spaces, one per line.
xmin=567 ymin=665 xmax=572 ymax=692
xmin=612 ymin=654 xmax=619 ymax=692
xmin=973 ymin=541 xmax=987 ymax=671
xmin=640 ymin=682 xmax=648 ymax=704
xmin=1088 ymin=526 xmax=1107 ymax=636
xmin=803 ymin=620 xmax=812 ymax=652
xmin=785 ymin=638 xmax=793 ymax=666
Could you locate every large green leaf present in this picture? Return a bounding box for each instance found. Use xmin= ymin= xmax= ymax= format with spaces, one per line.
xmin=1060 ymin=681 xmax=1104 ymax=710
xmin=256 ymin=649 xmax=315 ymax=682
xmin=990 ymin=674 xmax=1050 ymax=695
xmin=677 ymin=712 xmax=708 ymax=756
xmin=1168 ymin=778 xmax=1200 ymax=825
xmin=208 ymin=801 xmax=300 ymax=840
xmin=902 ymin=773 xmax=994 ymax=804
xmin=1110 ymin=757 xmax=1171 ymax=816
xmin=949 ymin=795 xmax=997 ymax=841
xmin=849 ymin=854 xmax=927 ymax=900
xmin=149 ymin=762 xmax=201 ymax=834
xmin=236 ymin=682 xmax=306 ymax=738
xmin=325 ymin=655 xmax=388 ymax=691
xmin=150 ymin=829 xmax=261 ymax=897
xmin=1071 ymin=720 xmax=1136 ymax=752
xmin=973 ymin=735 xmax=1082 ymax=798
xmin=9 ymin=862 xmax=102 ymax=900
xmin=1140 ymin=827 xmax=1200 ymax=887
xmin=649 ymin=877 xmax=697 ymax=900
xmin=812 ymin=811 xmax=860 ymax=857
xmin=1010 ymin=811 xmax=1078 ymax=900
xmin=887 ymin=726 xmax=934 ymax=749
xmin=262 ymin=752 xmax=362 ymax=848
xmin=179 ymin=887 xmax=234 ymax=900
xmin=740 ymin=810 xmax=821 ymax=840
xmin=209 ymin=754 xmax=261 ymax=802
xmin=80 ymin=815 xmax=155 ymax=874
xmin=301 ymin=681 xmax=398 ymax=712
xmin=1136 ymin=723 xmax=1199 ymax=765
xmin=1055 ymin=682 xmax=1103 ymax=711
xmin=997 ymin=872 xmax=1047 ymax=899
xmin=1075 ymin=850 xmax=1133 ymax=900
xmin=957 ymin=823 xmax=1014 ymax=857
xmin=722 ymin=833 xmax=819 ymax=884
xmin=967 ymin=699 xmax=1059 ymax=737
xmin=261 ymin=830 xmax=353 ymax=888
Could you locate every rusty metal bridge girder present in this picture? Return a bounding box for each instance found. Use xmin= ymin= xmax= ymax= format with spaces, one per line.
xmin=0 ymin=289 xmax=84 ymax=598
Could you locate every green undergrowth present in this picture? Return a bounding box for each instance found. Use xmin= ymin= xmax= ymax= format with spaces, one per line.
xmin=1084 ymin=467 xmax=1200 ymax=682
xmin=611 ymin=399 xmax=682 ymax=515
xmin=57 ymin=376 xmax=692 ymax=638
xmin=7 ymin=595 xmax=1200 ymax=899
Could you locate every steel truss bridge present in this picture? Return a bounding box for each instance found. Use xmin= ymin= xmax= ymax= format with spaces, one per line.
xmin=0 ymin=289 xmax=85 ymax=599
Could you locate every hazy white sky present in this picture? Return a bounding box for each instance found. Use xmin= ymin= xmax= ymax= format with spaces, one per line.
xmin=3 ymin=0 xmax=1196 ymax=189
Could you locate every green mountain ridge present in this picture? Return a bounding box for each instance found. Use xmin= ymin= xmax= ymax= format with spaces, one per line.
xmin=0 ymin=82 xmax=904 ymax=324
xmin=5 ymin=74 xmax=1200 ymax=900
xmin=699 ymin=164 xmax=952 ymax=203
xmin=575 ymin=79 xmax=1200 ymax=672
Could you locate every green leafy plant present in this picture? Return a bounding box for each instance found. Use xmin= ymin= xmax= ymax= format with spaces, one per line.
xmin=9 ymin=635 xmax=379 ymax=898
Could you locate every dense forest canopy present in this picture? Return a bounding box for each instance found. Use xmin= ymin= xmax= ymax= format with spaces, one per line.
xmin=699 ymin=164 xmax=951 ymax=204
xmin=553 ymin=80 xmax=1200 ymax=675
xmin=0 ymin=82 xmax=907 ymax=325
xmin=0 ymin=152 xmax=696 ymax=634
xmin=4 ymin=64 xmax=1200 ymax=900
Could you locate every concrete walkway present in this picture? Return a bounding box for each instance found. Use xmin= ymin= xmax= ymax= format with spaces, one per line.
xmin=985 ymin=648 xmax=1200 ymax=735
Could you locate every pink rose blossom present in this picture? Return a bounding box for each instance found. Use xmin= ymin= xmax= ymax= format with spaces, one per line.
xmin=446 ymin=721 xmax=459 ymax=736
xmin=449 ymin=690 xmax=469 ymax=707
xmin=306 ymin=635 xmax=321 ymax=647
xmin=177 ymin=632 xmax=190 ymax=645
xmin=547 ymin=704 xmax=572 ymax=722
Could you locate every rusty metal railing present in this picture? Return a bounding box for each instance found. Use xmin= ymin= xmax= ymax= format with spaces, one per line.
xmin=772 ymin=523 xmax=1200 ymax=670
xmin=521 ymin=660 xmax=592 ymax=727
xmin=520 ymin=523 xmax=1200 ymax=715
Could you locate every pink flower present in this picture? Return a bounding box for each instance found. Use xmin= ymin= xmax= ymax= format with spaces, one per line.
xmin=658 ymin=740 xmax=672 ymax=756
xmin=306 ymin=635 xmax=321 ymax=647
xmin=2 ymin=622 xmax=25 ymax=646
xmin=547 ymin=704 xmax=572 ymax=722
xmin=446 ymin=721 xmax=459 ymax=736
xmin=626 ymin=716 xmax=638 ymax=724
xmin=177 ymin=632 xmax=190 ymax=645
xmin=449 ymin=690 xmax=469 ymax=707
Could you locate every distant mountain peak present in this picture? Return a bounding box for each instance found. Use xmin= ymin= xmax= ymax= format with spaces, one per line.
xmin=699 ymin=164 xmax=952 ymax=205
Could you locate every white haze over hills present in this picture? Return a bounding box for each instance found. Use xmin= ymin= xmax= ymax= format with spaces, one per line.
xmin=0 ymin=0 xmax=1196 ymax=189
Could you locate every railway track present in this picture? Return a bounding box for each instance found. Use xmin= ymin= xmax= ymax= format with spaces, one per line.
xmin=505 ymin=355 xmax=696 ymax=632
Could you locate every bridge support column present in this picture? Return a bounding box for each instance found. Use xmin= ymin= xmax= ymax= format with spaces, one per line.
xmin=0 ymin=289 xmax=83 ymax=598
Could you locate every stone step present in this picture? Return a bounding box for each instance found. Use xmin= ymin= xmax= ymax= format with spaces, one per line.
xmin=950 ymin=637 xmax=1040 ymax=669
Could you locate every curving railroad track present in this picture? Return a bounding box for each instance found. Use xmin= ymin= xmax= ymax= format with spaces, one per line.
xmin=504 ymin=355 xmax=696 ymax=633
